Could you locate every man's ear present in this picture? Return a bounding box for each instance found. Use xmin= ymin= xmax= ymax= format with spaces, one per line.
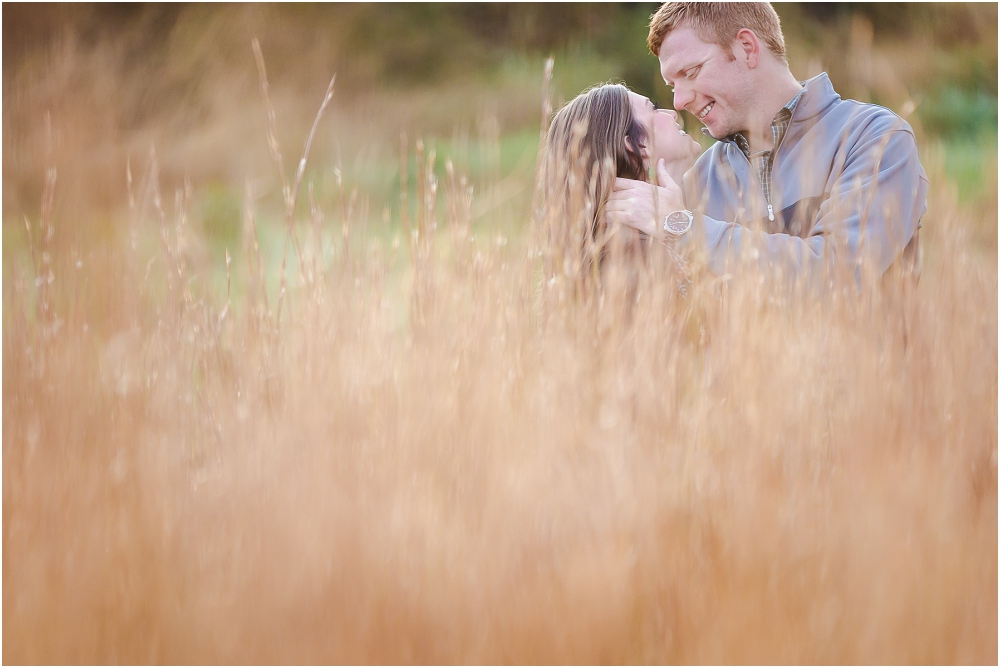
xmin=734 ymin=28 xmax=760 ymax=69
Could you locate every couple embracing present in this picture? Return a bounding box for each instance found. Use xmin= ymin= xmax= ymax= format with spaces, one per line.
xmin=539 ymin=2 xmax=927 ymax=290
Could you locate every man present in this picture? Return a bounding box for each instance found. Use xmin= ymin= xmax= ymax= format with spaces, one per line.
xmin=605 ymin=2 xmax=928 ymax=284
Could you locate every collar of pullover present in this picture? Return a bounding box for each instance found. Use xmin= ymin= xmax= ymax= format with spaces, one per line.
xmin=701 ymin=72 xmax=842 ymax=142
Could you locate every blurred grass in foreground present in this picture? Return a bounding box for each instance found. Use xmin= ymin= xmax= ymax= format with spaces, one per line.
xmin=4 ymin=114 xmax=996 ymax=663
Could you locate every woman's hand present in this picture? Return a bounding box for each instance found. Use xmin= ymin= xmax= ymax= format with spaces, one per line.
xmin=605 ymin=159 xmax=685 ymax=238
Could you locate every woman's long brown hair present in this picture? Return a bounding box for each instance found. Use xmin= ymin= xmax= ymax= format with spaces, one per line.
xmin=538 ymin=83 xmax=649 ymax=293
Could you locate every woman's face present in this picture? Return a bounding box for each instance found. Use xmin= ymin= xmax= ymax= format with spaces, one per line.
xmin=627 ymin=91 xmax=702 ymax=172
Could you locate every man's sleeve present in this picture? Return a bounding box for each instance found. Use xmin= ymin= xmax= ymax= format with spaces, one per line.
xmin=681 ymin=128 xmax=928 ymax=281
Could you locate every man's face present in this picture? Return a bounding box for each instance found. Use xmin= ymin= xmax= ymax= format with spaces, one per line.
xmin=658 ymin=25 xmax=754 ymax=139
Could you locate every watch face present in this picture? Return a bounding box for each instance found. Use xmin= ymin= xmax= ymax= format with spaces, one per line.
xmin=665 ymin=211 xmax=692 ymax=234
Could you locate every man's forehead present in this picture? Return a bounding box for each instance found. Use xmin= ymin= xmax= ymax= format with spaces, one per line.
xmin=658 ymin=26 xmax=719 ymax=75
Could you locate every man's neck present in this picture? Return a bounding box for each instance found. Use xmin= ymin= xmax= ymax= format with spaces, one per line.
xmin=743 ymin=67 xmax=803 ymax=152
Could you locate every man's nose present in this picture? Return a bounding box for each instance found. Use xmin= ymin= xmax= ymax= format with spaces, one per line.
xmin=671 ymin=84 xmax=694 ymax=113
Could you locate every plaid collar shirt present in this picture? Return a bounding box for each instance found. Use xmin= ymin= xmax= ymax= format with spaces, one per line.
xmin=722 ymin=87 xmax=806 ymax=220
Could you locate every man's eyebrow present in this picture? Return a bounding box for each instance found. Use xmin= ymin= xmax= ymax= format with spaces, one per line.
xmin=663 ymin=57 xmax=707 ymax=84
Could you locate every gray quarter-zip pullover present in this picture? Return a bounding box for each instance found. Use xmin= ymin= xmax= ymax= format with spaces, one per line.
xmin=679 ymin=72 xmax=928 ymax=283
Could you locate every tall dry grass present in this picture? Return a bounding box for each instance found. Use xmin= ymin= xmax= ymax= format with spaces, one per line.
xmin=4 ymin=43 xmax=998 ymax=665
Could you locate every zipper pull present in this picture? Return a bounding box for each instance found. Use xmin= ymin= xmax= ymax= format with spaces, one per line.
xmin=767 ymin=204 xmax=774 ymax=222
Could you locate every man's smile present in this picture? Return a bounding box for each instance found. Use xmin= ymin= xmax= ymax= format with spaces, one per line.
xmin=697 ymin=102 xmax=715 ymax=120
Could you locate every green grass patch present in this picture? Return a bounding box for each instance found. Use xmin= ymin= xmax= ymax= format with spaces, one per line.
xmin=940 ymin=131 xmax=999 ymax=204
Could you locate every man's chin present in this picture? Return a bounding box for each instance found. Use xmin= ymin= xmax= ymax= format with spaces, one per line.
xmin=702 ymin=123 xmax=726 ymax=139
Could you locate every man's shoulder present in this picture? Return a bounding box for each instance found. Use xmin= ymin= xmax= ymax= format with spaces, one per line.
xmin=824 ymin=96 xmax=914 ymax=136
xmin=795 ymin=75 xmax=917 ymax=147
xmin=800 ymin=73 xmax=908 ymax=121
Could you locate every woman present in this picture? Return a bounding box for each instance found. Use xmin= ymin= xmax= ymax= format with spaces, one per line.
xmin=538 ymin=83 xmax=701 ymax=288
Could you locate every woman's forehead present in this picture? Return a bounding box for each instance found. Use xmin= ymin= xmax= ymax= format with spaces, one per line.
xmin=627 ymin=91 xmax=650 ymax=107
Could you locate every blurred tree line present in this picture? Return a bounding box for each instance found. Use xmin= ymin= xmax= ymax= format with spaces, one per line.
xmin=3 ymin=2 xmax=996 ymax=249
xmin=5 ymin=2 xmax=996 ymax=139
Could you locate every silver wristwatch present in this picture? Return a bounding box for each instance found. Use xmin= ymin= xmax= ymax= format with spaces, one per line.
xmin=663 ymin=210 xmax=693 ymax=235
